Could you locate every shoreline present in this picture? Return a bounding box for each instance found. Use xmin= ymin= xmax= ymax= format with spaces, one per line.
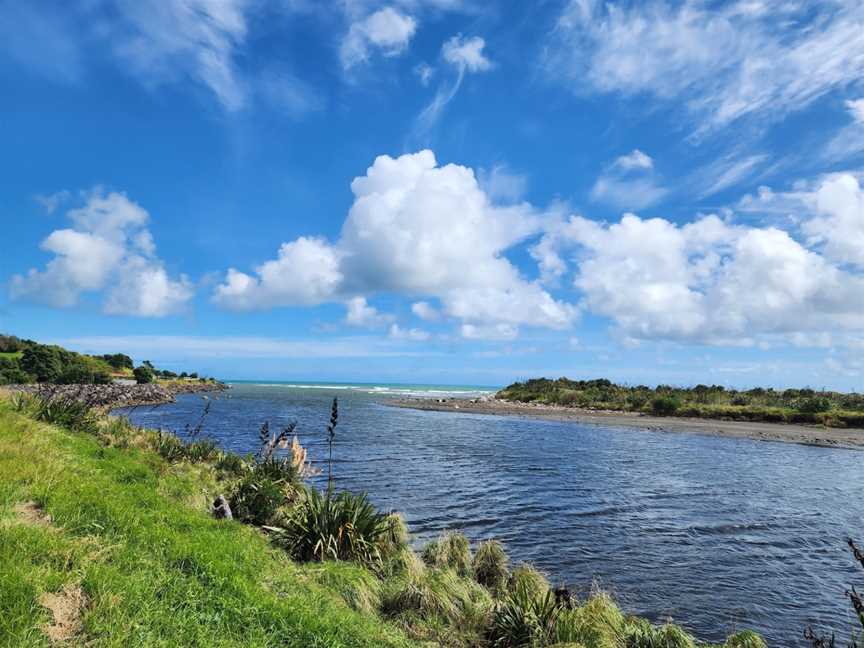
xmin=2 ymin=381 xmax=228 ymax=412
xmin=390 ymin=397 xmax=864 ymax=450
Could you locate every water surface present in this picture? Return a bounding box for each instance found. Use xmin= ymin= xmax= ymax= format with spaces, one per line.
xmin=118 ymin=383 xmax=864 ymax=646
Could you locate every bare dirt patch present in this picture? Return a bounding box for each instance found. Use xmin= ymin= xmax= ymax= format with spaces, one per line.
xmin=13 ymin=500 xmax=52 ymax=526
xmin=39 ymin=583 xmax=88 ymax=644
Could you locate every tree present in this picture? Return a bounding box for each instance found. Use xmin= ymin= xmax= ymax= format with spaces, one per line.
xmin=133 ymin=365 xmax=155 ymax=384
xmin=100 ymin=353 xmax=133 ymax=370
xmin=56 ymin=364 xmax=111 ymax=385
xmin=19 ymin=346 xmax=63 ymax=382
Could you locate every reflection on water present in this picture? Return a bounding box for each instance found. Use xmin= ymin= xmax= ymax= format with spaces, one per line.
xmin=118 ymin=383 xmax=864 ymax=646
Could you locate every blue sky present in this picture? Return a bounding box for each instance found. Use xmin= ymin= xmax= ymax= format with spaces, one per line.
xmin=3 ymin=0 xmax=864 ymax=388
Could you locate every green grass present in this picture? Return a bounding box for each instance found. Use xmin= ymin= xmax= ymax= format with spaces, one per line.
xmin=0 ymin=351 xmax=22 ymax=361
xmin=0 ymin=400 xmax=412 ymax=647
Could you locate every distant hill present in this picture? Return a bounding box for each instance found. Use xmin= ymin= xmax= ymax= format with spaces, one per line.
xmin=0 ymin=334 xmax=212 ymax=386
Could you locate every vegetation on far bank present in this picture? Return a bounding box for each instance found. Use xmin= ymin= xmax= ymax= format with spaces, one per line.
xmin=497 ymin=378 xmax=864 ymax=428
xmin=0 ymin=334 xmax=217 ymax=388
xmin=0 ymin=391 xmax=770 ymax=648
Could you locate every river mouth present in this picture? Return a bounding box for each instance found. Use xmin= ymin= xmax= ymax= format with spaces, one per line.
xmin=117 ymin=382 xmax=864 ymax=647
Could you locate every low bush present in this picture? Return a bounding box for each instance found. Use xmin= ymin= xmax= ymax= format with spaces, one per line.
xmin=622 ymin=619 xmax=696 ymax=647
xmin=12 ymin=392 xmax=98 ymax=434
xmin=489 ymin=581 xmax=559 ymax=647
xmin=275 ymin=487 xmax=389 ymax=565
xmin=230 ymin=473 xmax=286 ymax=525
xmin=723 ymin=630 xmax=767 ymax=648
xmin=651 ymin=396 xmax=681 ymax=416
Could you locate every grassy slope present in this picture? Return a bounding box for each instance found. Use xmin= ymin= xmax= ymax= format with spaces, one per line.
xmin=0 ymin=401 xmax=413 ymax=648
xmin=0 ymin=351 xmax=22 ymax=360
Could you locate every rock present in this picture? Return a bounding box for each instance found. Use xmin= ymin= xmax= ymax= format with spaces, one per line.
xmin=212 ymin=494 xmax=233 ymax=520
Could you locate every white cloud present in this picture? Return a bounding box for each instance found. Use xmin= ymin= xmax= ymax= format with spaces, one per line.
xmin=847 ymin=99 xmax=864 ymax=123
xmin=213 ymin=150 xmax=578 ymax=335
xmin=695 ymin=153 xmax=769 ymax=198
xmin=548 ymin=1 xmax=864 ymax=136
xmin=344 ymin=296 xmax=393 ymax=327
xmin=822 ymin=99 xmax=864 ymax=162
xmin=340 ymin=7 xmax=417 ymax=70
xmin=411 ymin=300 xmax=440 ymax=320
xmin=389 ymin=323 xmax=431 ymax=341
xmin=441 ymin=34 xmax=491 ymax=72
xmin=613 ymin=149 xmax=653 ymax=171
xmin=34 ymin=190 xmax=71 ymax=214
xmin=414 ymin=62 xmax=434 ymax=85
xmin=591 ymin=150 xmax=667 ymax=210
xmin=55 ymin=335 xmax=438 ymax=360
xmin=478 ymin=165 xmax=528 ymax=203
xmin=213 ymin=237 xmax=342 ymax=310
xmin=109 ymin=0 xmax=250 ymax=111
xmin=534 ymin=196 xmax=864 ymax=345
xmin=415 ymin=33 xmax=493 ymax=136
xmin=10 ymin=188 xmax=192 ymax=316
xmin=460 ymin=323 xmax=519 ymax=341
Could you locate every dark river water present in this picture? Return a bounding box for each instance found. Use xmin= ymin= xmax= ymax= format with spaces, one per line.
xmin=117 ymin=382 xmax=864 ymax=646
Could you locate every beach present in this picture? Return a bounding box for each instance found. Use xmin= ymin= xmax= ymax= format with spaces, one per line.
xmin=390 ymin=396 xmax=864 ymax=449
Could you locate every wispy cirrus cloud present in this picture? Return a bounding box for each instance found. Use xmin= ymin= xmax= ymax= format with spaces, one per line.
xmin=546 ymin=0 xmax=864 ymax=138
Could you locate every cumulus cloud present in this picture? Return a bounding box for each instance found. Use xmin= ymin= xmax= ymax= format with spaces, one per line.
xmin=340 ymin=7 xmax=417 ymax=70
xmin=441 ymin=34 xmax=491 ymax=72
xmin=591 ymin=149 xmax=667 ymax=210
xmin=344 ymin=296 xmax=393 ymax=327
xmin=213 ymin=237 xmax=342 ymax=309
xmin=213 ymin=150 xmax=577 ymax=336
xmin=547 ymin=0 xmax=864 ymax=136
xmin=11 ymin=189 xmax=192 ymax=316
xmin=534 ymin=173 xmax=864 ymax=346
xmin=411 ymin=301 xmax=440 ymax=320
xmin=389 ymin=323 xmax=431 ymax=341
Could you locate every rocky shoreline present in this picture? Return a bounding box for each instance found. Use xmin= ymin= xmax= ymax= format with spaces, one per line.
xmin=390 ymin=396 xmax=864 ymax=450
xmin=3 ymin=381 xmax=227 ymax=411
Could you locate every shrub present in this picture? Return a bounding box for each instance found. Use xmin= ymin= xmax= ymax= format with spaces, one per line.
xmin=133 ymin=365 xmax=155 ymax=384
xmin=651 ymin=396 xmax=681 ymax=416
xmin=230 ymin=473 xmax=286 ymax=526
xmin=184 ymin=439 xmax=220 ymax=462
xmin=489 ymin=581 xmax=559 ymax=647
xmin=422 ymin=531 xmax=472 ymax=577
xmin=214 ymin=452 xmax=246 ymax=477
xmin=13 ymin=392 xmax=98 ymax=434
xmin=275 ymin=487 xmax=389 ymax=565
xmin=55 ymin=363 xmax=111 ymax=385
xmin=724 ymin=630 xmax=767 ymax=648
xmin=797 ymin=397 xmax=832 ymax=414
xmin=472 ymin=539 xmax=510 ymax=595
xmin=20 ymin=345 xmax=63 ymax=382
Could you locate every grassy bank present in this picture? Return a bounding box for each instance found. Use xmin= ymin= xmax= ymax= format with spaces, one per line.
xmin=0 ymin=395 xmax=765 ymax=647
xmin=498 ymin=378 xmax=864 ymax=428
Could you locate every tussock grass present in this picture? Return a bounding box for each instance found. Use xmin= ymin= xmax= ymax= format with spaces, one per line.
xmin=472 ymin=539 xmax=510 ymax=595
xmin=508 ymin=563 xmax=551 ymax=599
xmin=422 ymin=531 xmax=472 ymax=577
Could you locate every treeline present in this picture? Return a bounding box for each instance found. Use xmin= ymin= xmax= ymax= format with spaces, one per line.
xmin=0 ymin=334 xmax=210 ymax=386
xmin=497 ymin=377 xmax=864 ymax=427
